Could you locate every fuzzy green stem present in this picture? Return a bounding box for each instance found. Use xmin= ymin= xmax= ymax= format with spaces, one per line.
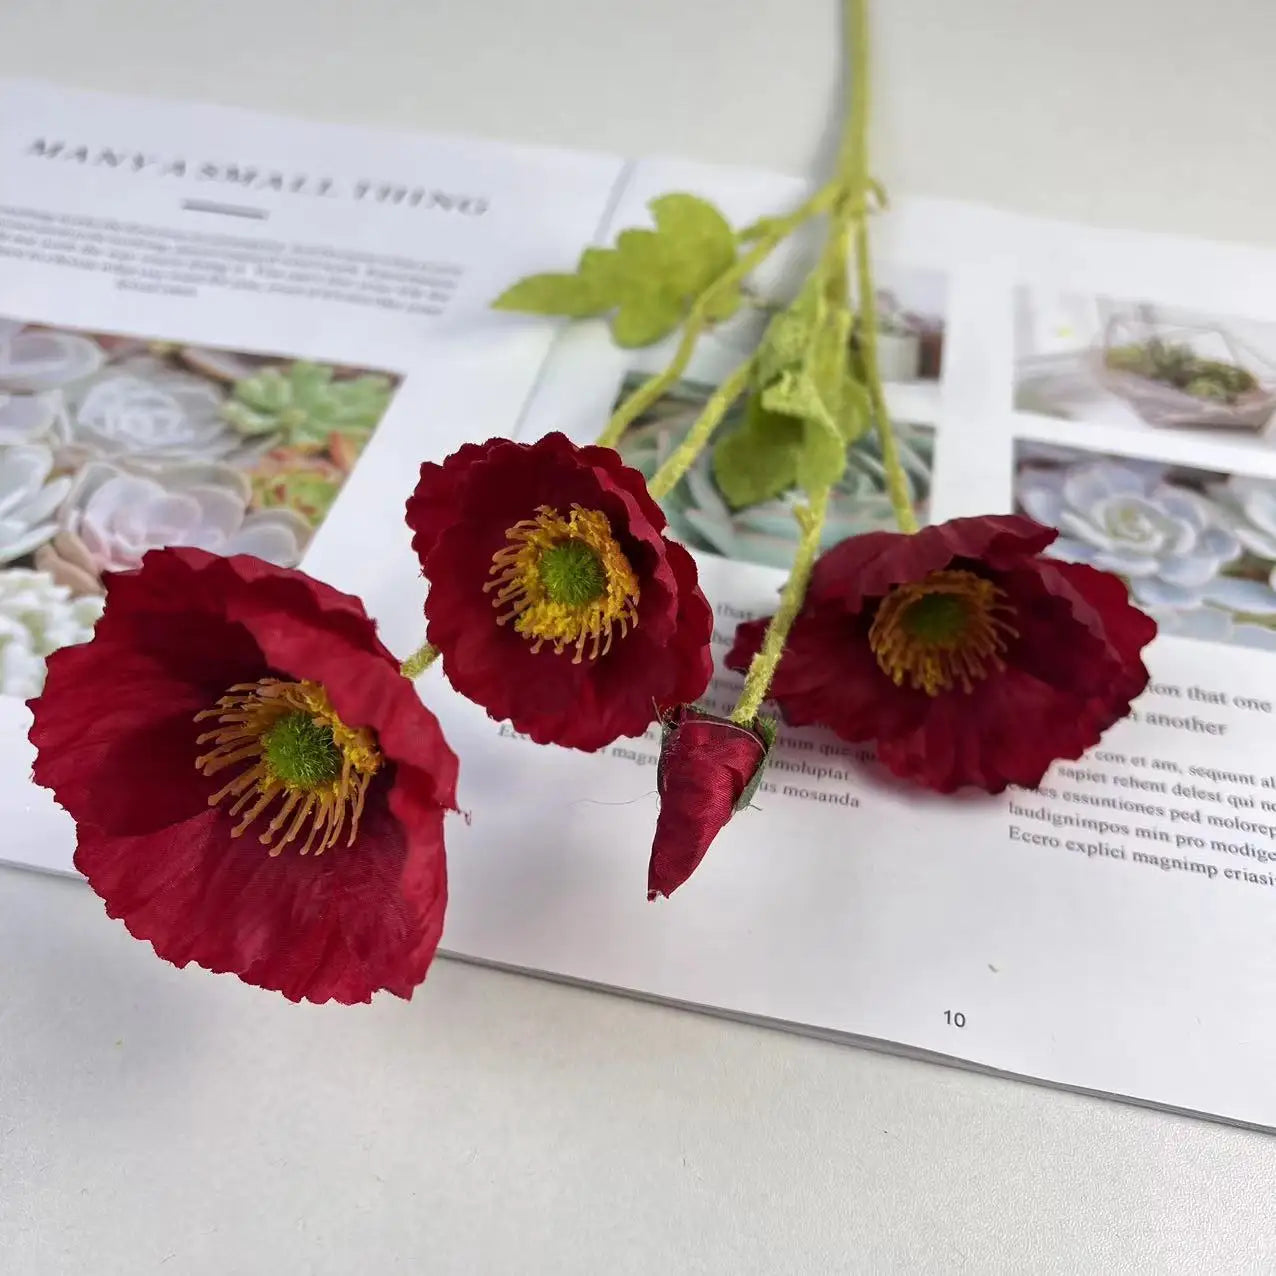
xmin=646 ymin=356 xmax=756 ymax=501
xmin=844 ymin=0 xmax=918 ymax=535
xmin=854 ymin=224 xmax=916 ymax=534
xmin=816 ymin=2 xmax=865 ymax=305
xmin=730 ymin=489 xmax=830 ymax=726
xmin=400 ymin=641 xmax=440 ymax=680
xmin=595 ymin=180 xmax=841 ymax=451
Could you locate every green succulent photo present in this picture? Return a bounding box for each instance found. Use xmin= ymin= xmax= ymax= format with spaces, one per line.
xmin=1105 ymin=341 xmax=1258 ymax=405
xmin=616 ymin=376 xmax=933 ymax=571
xmin=0 ymin=322 xmax=403 ymax=698
xmin=222 ymin=361 xmax=395 ymax=450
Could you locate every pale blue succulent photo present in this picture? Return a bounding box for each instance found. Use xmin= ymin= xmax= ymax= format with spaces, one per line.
xmin=616 ymin=378 xmax=933 ymax=572
xmin=0 ymin=320 xmax=403 ymax=697
xmin=1015 ymin=439 xmax=1276 ymax=652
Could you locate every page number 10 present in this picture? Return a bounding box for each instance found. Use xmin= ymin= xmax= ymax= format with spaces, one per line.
xmin=944 ymin=1010 xmax=966 ymax=1028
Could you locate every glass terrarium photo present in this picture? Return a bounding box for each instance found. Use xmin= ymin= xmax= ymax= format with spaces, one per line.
xmin=1097 ymin=307 xmax=1276 ymax=433
xmin=1014 ymin=291 xmax=1276 ymax=443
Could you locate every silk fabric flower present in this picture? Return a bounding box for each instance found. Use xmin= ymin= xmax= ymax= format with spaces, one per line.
xmin=406 ymin=432 xmax=713 ymax=751
xmin=728 ymin=515 xmax=1156 ymax=793
xmin=29 ymin=548 xmax=457 ymax=1004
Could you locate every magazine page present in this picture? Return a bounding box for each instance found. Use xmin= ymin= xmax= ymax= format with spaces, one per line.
xmin=419 ymin=156 xmax=1276 ymax=1129
xmin=0 ymin=78 xmax=627 ymax=873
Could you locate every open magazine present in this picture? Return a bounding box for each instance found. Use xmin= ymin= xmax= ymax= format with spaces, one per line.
xmin=5 ymin=79 xmax=1276 ymax=1131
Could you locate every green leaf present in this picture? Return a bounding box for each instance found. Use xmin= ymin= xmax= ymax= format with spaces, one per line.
xmin=760 ymin=368 xmax=836 ymax=434
xmin=490 ymin=191 xmax=741 ymax=347
xmin=751 ymin=291 xmax=855 ymax=494
xmin=711 ymin=398 xmax=804 ymax=510
xmin=610 ymin=288 xmax=685 ymax=347
xmin=809 ymin=309 xmax=851 ymax=401
xmin=612 ymin=227 xmax=667 ymax=273
xmin=796 ymin=416 xmax=848 ymax=492
xmin=649 ymin=193 xmax=737 ymax=298
xmin=578 ymin=245 xmax=625 ymax=292
xmin=754 ymin=284 xmax=821 ymax=388
xmin=837 ymin=374 xmax=873 ymax=444
xmin=491 ymin=268 xmax=615 ymax=317
xmin=734 ymin=715 xmax=777 ymax=813
xmin=703 ymin=281 xmax=743 ymax=323
xmin=602 ymin=203 xmax=737 ymax=346
xmin=748 ymin=280 xmax=874 ymax=494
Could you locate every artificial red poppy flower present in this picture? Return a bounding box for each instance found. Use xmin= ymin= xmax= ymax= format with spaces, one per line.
xmin=726 ymin=515 xmax=1156 ymax=793
xmin=28 ymin=547 xmax=458 ymax=1005
xmin=647 ymin=706 xmax=772 ymax=900
xmin=406 ymin=432 xmax=713 ymax=751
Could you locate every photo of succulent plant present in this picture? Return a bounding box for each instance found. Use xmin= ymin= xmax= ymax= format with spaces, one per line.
xmin=1014 ymin=291 xmax=1276 ymax=444
xmin=0 ymin=318 xmax=401 ymax=696
xmin=616 ymin=375 xmax=934 ymax=571
xmin=1015 ymin=438 xmax=1276 ymax=652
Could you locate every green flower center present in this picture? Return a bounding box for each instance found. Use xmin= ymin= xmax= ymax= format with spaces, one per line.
xmin=195 ymin=679 xmax=382 ymax=858
xmin=868 ymin=568 xmax=1017 ymax=696
xmin=537 ymin=539 xmax=608 ymax=607
xmin=262 ymin=711 xmax=342 ymax=788
xmin=900 ymin=591 xmax=970 ymax=643
xmin=485 ymin=505 xmax=642 ymax=664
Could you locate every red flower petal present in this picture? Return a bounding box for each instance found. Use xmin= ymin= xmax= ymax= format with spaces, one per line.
xmin=647 ymin=707 xmax=769 ymax=899
xmin=1030 ymin=558 xmax=1156 ymax=711
xmin=406 ymin=439 xmax=499 ymax=574
xmin=406 ymin=433 xmax=713 ymax=751
xmin=874 ymin=663 xmax=1117 ymax=792
xmin=74 ymin=783 xmax=447 ymax=1003
xmin=29 ymin=549 xmax=457 ymax=1004
xmin=30 ymin=638 xmax=241 ymax=835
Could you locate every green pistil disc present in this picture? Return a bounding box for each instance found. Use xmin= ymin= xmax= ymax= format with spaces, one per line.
xmin=262 ymin=712 xmax=341 ymax=788
xmin=538 ymin=540 xmax=607 ymax=607
xmin=901 ymin=592 xmax=969 ymax=644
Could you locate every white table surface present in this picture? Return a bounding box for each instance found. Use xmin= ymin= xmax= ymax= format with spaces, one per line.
xmin=3 ymin=1 xmax=1276 ymax=1271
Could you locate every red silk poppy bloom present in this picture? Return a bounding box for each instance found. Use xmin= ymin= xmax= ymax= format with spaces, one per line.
xmin=29 ymin=548 xmax=457 ymax=1004
xmin=647 ymin=706 xmax=771 ymax=900
xmin=726 ymin=515 xmax=1156 ymax=793
xmin=406 ymin=432 xmax=713 ymax=751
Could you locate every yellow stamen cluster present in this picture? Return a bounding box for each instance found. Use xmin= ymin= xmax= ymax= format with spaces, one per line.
xmin=194 ymin=679 xmax=382 ymax=856
xmin=485 ymin=504 xmax=640 ymax=663
xmin=868 ymin=569 xmax=1017 ymax=696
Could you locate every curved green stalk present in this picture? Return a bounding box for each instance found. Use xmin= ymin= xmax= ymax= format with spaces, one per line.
xmin=400 ymin=641 xmax=439 ymax=680
xmin=730 ymin=489 xmax=829 ymax=725
xmin=843 ymin=0 xmax=917 ymax=535
xmin=729 ymin=0 xmax=904 ymax=724
xmin=646 ymin=356 xmax=756 ymax=501
xmin=595 ymin=180 xmax=841 ymax=451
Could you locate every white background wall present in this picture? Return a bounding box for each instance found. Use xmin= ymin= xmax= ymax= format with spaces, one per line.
xmin=3 ymin=1 xmax=1276 ymax=1271
xmin=4 ymin=0 xmax=1276 ymax=243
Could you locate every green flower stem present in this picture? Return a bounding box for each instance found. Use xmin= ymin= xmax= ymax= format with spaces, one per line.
xmin=595 ymin=180 xmax=841 ymax=451
xmin=730 ymin=488 xmax=830 ymax=726
xmin=400 ymin=641 xmax=440 ymax=680
xmin=843 ymin=0 xmax=918 ymax=536
xmin=646 ymin=355 xmax=757 ymax=502
xmin=816 ymin=2 xmax=866 ymax=307
xmin=855 ymin=222 xmax=917 ymax=535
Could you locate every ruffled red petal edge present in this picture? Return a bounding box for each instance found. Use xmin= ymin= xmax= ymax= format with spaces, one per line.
xmin=407 ymin=432 xmax=674 ymax=575
xmin=415 ymin=434 xmax=712 ymax=749
xmin=809 ymin=515 xmax=1058 ymax=614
